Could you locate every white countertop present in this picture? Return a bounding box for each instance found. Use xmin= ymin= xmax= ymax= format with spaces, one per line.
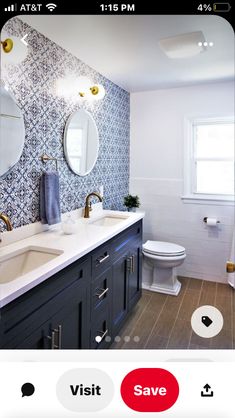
xmin=0 ymin=210 xmax=144 ymax=308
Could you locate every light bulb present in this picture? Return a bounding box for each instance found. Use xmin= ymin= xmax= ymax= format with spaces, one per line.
xmin=56 ymin=75 xmax=79 ymax=97
xmin=76 ymin=76 xmax=92 ymax=97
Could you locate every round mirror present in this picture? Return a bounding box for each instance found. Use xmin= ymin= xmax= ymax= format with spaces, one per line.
xmin=0 ymin=85 xmax=25 ymax=177
xmin=64 ymin=109 xmax=99 ymax=176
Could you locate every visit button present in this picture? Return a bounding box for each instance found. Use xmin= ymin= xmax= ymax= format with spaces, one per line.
xmin=120 ymin=368 xmax=179 ymax=412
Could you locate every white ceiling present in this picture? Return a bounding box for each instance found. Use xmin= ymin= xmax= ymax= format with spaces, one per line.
xmin=20 ymin=15 xmax=234 ymax=92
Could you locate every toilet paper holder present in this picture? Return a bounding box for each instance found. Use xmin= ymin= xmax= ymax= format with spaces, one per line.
xmin=203 ymin=217 xmax=220 ymax=224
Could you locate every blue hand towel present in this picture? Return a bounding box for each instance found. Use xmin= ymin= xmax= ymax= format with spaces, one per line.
xmin=40 ymin=172 xmax=61 ymax=225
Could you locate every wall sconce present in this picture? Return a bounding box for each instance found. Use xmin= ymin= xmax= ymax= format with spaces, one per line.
xmin=1 ymin=37 xmax=14 ymax=53
xmin=1 ymin=31 xmax=28 ymax=64
xmin=56 ymin=75 xmax=106 ymax=101
xmin=77 ymin=76 xmax=105 ymax=101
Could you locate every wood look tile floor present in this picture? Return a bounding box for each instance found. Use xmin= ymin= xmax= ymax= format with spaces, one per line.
xmin=111 ymin=277 xmax=235 ymax=350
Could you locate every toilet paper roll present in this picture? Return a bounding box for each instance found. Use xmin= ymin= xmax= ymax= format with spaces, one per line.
xmin=205 ymin=217 xmax=218 ymax=226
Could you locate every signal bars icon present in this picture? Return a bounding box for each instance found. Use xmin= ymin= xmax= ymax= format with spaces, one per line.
xmin=46 ymin=3 xmax=57 ymax=11
xmin=4 ymin=4 xmax=17 ymax=11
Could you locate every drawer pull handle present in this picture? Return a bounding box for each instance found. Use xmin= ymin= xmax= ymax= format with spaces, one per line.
xmin=47 ymin=325 xmax=62 ymax=349
xmin=131 ymin=255 xmax=135 ymax=274
xmin=54 ymin=325 xmax=62 ymax=349
xmin=126 ymin=256 xmax=132 ymax=272
xmin=96 ymin=288 xmax=109 ymax=299
xmin=95 ymin=329 xmax=108 ymax=344
xmin=126 ymin=256 xmax=135 ymax=273
xmin=47 ymin=331 xmax=58 ymax=349
xmin=97 ymin=254 xmax=110 ymax=264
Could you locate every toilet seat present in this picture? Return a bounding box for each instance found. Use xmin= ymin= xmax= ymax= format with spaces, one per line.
xmin=143 ymin=240 xmax=185 ymax=257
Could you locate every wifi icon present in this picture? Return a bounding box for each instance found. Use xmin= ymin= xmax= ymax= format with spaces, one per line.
xmin=46 ymin=3 xmax=57 ymax=12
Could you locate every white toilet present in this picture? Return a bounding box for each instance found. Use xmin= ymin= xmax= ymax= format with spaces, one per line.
xmin=142 ymin=240 xmax=186 ymax=296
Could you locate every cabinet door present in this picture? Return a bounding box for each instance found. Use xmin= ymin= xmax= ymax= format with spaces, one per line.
xmin=13 ymin=276 xmax=90 ymax=350
xmin=0 ymin=257 xmax=91 ymax=349
xmin=127 ymin=241 xmax=142 ymax=311
xmin=15 ymin=322 xmax=51 ymax=349
xmin=48 ymin=283 xmax=90 ymax=349
xmin=15 ymin=292 xmax=89 ymax=350
xmin=111 ymin=253 xmax=128 ymax=337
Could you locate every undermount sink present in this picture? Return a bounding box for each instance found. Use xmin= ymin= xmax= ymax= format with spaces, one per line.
xmin=0 ymin=246 xmax=63 ymax=284
xmin=89 ymin=214 xmax=129 ymax=227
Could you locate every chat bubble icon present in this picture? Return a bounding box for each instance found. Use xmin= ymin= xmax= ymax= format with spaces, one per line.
xmin=21 ymin=383 xmax=35 ymax=397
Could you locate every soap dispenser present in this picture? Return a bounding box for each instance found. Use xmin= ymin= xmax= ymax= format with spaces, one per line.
xmin=62 ymin=213 xmax=76 ymax=235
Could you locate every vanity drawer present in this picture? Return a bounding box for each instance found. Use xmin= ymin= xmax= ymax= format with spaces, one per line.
xmin=91 ymin=268 xmax=112 ymax=317
xmin=112 ymin=220 xmax=142 ymax=260
xmin=91 ymin=243 xmax=111 ymax=278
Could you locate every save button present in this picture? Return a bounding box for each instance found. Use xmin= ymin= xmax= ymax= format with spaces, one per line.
xmin=121 ymin=368 xmax=179 ymax=412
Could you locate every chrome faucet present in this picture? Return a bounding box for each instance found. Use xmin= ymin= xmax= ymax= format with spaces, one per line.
xmin=0 ymin=212 xmax=13 ymax=242
xmin=84 ymin=192 xmax=103 ymax=218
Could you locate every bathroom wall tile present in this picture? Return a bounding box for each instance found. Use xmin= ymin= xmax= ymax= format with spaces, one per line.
xmin=1 ymin=18 xmax=130 ymax=228
xmin=130 ymin=81 xmax=234 ymax=285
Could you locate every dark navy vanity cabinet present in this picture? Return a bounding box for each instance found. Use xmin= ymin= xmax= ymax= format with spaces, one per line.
xmin=0 ymin=220 xmax=142 ymax=349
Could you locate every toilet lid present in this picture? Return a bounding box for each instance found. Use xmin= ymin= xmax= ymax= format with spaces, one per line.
xmin=143 ymin=240 xmax=185 ymax=256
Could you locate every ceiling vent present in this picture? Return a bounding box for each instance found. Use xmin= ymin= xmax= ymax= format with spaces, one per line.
xmin=159 ymin=31 xmax=207 ymax=58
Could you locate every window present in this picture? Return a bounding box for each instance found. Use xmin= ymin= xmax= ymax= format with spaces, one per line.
xmin=183 ymin=117 xmax=235 ymax=204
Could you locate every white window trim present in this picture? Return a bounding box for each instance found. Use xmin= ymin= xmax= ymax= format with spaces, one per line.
xmin=182 ymin=115 xmax=235 ymax=206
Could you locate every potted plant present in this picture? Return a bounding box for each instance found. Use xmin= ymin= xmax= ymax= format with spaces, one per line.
xmin=123 ymin=194 xmax=140 ymax=212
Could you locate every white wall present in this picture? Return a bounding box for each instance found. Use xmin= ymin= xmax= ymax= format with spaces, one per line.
xmin=130 ymin=82 xmax=234 ymax=284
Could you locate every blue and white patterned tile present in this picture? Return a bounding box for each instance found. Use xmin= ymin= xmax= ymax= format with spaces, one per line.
xmin=1 ymin=17 xmax=130 ymax=228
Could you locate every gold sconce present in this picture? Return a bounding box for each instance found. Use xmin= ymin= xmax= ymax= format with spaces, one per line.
xmin=77 ymin=76 xmax=105 ymax=101
xmin=1 ymin=38 xmax=14 ymax=53
xmin=56 ymin=75 xmax=106 ymax=101
xmin=1 ymin=30 xmax=28 ymax=64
